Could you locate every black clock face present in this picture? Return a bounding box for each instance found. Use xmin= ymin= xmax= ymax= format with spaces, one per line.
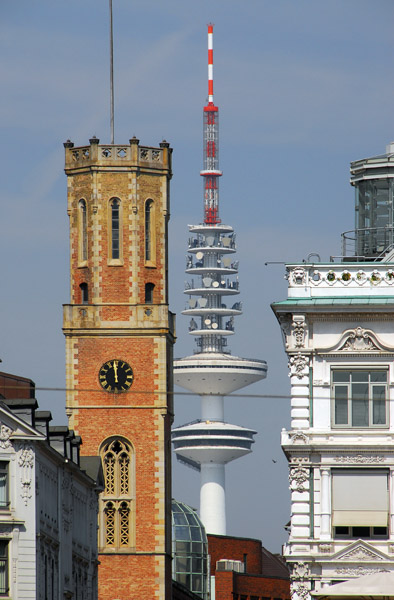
xmin=99 ymin=360 xmax=134 ymax=392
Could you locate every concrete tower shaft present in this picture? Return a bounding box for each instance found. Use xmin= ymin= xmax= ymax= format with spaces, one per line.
xmin=172 ymin=26 xmax=267 ymax=536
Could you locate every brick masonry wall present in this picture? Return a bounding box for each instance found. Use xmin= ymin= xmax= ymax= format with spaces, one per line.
xmin=208 ymin=535 xmax=263 ymax=575
xmin=63 ymin=141 xmax=173 ymax=600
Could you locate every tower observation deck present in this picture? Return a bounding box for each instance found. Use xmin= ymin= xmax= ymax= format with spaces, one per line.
xmin=172 ymin=25 xmax=267 ymax=535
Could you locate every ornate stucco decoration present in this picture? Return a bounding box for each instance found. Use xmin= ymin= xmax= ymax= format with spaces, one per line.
xmin=289 ymin=465 xmax=309 ymax=492
xmin=290 ymin=267 xmax=306 ymax=286
xmin=339 ymin=545 xmax=383 ymax=562
xmin=290 ymin=581 xmax=310 ymax=600
xmin=317 ymin=327 xmax=394 ymax=355
xmin=17 ymin=443 xmax=34 ymax=506
xmin=279 ymin=315 xmax=292 ymax=349
xmin=289 ymin=431 xmax=309 ymax=444
xmin=288 ymin=353 xmax=309 ymax=378
xmin=291 ymin=562 xmax=310 ymax=581
xmin=292 ymin=315 xmax=307 ymax=349
xmin=0 ymin=423 xmax=13 ymax=449
xmin=334 ymin=454 xmax=385 ymax=464
xmin=340 ymin=327 xmax=378 ymax=351
xmin=336 ymin=567 xmax=388 ymax=577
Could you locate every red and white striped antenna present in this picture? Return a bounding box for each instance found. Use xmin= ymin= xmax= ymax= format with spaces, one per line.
xmin=208 ymin=24 xmax=214 ymax=103
xmin=201 ymin=24 xmax=222 ymax=225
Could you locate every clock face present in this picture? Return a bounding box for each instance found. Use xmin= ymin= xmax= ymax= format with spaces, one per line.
xmin=99 ymin=360 xmax=134 ymax=392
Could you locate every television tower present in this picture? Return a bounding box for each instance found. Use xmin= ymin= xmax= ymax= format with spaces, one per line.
xmin=172 ymin=25 xmax=267 ymax=535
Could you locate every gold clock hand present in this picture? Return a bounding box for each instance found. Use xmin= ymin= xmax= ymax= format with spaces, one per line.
xmin=113 ymin=360 xmax=118 ymax=383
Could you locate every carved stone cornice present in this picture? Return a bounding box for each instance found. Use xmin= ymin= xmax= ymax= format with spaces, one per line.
xmin=334 ymin=454 xmax=385 ymax=464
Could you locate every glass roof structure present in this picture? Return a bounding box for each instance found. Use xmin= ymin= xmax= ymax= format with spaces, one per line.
xmin=172 ymin=499 xmax=209 ymax=600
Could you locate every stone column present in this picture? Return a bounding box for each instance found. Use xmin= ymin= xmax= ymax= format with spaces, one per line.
xmin=320 ymin=468 xmax=331 ymax=540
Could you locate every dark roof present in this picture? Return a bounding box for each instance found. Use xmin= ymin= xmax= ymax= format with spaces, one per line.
xmin=172 ymin=580 xmax=203 ymax=600
xmin=80 ymin=456 xmax=105 ymax=489
xmin=261 ymin=546 xmax=289 ymax=579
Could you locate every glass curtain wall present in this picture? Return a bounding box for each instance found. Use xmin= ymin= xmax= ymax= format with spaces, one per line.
xmin=355 ymin=179 xmax=394 ymax=257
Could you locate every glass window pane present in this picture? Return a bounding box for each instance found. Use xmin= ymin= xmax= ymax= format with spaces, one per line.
xmin=352 ymin=383 xmax=369 ymax=426
xmin=352 ymin=372 xmax=368 ymax=382
xmin=333 ymin=371 xmax=350 ymax=382
xmin=175 ymin=526 xmax=190 ymax=541
xmin=192 ymin=542 xmax=202 ymax=553
xmin=177 ymin=573 xmax=190 ymax=588
xmin=173 ymin=512 xmax=188 ymax=525
xmin=334 ymin=386 xmax=348 ymax=425
xmin=192 ymin=557 xmax=202 ymax=572
xmin=176 ymin=556 xmax=190 ymax=573
xmin=371 ymin=371 xmax=387 ymax=382
xmin=373 ymin=385 xmax=386 ymax=425
xmin=192 ymin=574 xmax=202 ymax=592
xmin=176 ymin=541 xmax=190 ymax=554
xmin=185 ymin=512 xmax=198 ymax=526
xmin=190 ymin=527 xmax=201 ymax=541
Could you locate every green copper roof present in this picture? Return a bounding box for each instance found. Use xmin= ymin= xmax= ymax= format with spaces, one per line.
xmin=272 ymin=296 xmax=394 ymax=308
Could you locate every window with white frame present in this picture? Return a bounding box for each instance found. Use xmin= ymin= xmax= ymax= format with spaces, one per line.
xmin=332 ymin=369 xmax=388 ymax=427
xmin=332 ymin=469 xmax=389 ymax=538
xmin=0 ymin=463 xmax=9 ymax=509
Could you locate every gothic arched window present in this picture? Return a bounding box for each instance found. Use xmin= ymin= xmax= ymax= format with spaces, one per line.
xmin=145 ymin=199 xmax=155 ymax=265
xmin=78 ymin=199 xmax=88 ymax=263
xmin=109 ymin=198 xmax=122 ymax=261
xmin=145 ymin=282 xmax=155 ymax=304
xmin=100 ymin=437 xmax=134 ymax=550
xmin=80 ymin=282 xmax=88 ymax=305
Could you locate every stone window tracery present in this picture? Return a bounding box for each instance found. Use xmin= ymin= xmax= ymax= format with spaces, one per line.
xmin=100 ymin=438 xmax=134 ymax=550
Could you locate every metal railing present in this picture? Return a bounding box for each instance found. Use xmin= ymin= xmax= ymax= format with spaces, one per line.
xmin=341 ymin=227 xmax=394 ymax=259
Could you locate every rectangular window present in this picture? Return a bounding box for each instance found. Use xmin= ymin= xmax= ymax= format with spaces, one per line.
xmin=0 ymin=463 xmax=8 ymax=509
xmin=332 ymin=370 xmax=388 ymax=427
xmin=0 ymin=541 xmax=9 ymax=595
xmin=332 ymin=470 xmax=389 ymax=530
xmin=334 ymin=525 xmax=388 ymax=539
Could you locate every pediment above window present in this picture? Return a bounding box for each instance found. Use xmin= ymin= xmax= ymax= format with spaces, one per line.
xmin=317 ymin=327 xmax=394 ymax=354
xmin=332 ymin=540 xmax=389 ymax=562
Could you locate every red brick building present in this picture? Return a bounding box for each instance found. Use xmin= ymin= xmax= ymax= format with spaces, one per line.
xmin=208 ymin=534 xmax=290 ymax=600
xmin=63 ymin=137 xmax=175 ymax=600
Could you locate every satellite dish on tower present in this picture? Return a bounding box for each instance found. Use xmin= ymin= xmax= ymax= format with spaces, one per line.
xmin=196 ymin=252 xmax=204 ymax=260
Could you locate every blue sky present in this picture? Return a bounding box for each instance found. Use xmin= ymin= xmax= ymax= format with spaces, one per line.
xmin=1 ymin=0 xmax=394 ymax=552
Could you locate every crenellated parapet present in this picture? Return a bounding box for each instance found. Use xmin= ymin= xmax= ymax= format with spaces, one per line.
xmin=64 ymin=136 xmax=172 ymax=175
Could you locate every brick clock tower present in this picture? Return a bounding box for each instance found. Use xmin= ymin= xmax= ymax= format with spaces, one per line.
xmin=62 ymin=136 xmax=175 ymax=600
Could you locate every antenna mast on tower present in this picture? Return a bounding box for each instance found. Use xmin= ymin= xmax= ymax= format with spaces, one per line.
xmin=109 ymin=0 xmax=115 ymax=144
xmin=201 ymin=24 xmax=222 ymax=225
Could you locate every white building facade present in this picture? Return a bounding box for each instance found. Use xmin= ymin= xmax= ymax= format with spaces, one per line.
xmin=272 ymin=145 xmax=394 ymax=598
xmin=0 ymin=397 xmax=101 ymax=599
